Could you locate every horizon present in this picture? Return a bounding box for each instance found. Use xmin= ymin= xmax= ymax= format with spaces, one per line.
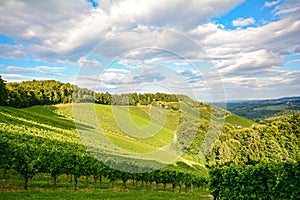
xmin=1 ymin=0 xmax=300 ymax=101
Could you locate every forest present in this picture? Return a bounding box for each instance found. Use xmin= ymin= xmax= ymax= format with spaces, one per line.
xmin=0 ymin=76 xmax=179 ymax=108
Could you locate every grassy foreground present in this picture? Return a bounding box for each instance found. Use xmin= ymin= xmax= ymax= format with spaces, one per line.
xmin=0 ymin=174 xmax=212 ymax=200
xmin=0 ymin=190 xmax=213 ymax=200
xmin=0 ymin=169 xmax=212 ymax=199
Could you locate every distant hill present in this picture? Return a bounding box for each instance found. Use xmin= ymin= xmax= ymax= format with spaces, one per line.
xmin=216 ymin=96 xmax=300 ymax=120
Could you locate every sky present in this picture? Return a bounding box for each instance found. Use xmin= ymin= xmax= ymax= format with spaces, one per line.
xmin=0 ymin=0 xmax=299 ymax=102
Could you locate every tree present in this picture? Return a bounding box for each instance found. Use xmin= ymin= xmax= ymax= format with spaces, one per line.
xmin=0 ymin=75 xmax=7 ymax=105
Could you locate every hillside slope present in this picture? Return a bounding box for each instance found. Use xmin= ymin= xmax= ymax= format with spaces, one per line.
xmin=0 ymin=100 xmax=256 ymax=175
xmin=0 ymin=104 xmax=209 ymax=176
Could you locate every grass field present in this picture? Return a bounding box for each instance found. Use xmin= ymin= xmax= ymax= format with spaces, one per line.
xmin=0 ymin=190 xmax=213 ymax=200
xmin=58 ymin=103 xmax=180 ymax=149
xmin=224 ymin=114 xmax=257 ymax=127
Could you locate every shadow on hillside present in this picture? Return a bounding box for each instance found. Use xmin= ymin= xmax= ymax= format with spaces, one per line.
xmin=0 ymin=105 xmax=95 ymax=132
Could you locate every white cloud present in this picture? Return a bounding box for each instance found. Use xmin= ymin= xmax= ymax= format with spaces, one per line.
xmin=216 ymin=50 xmax=282 ymax=76
xmin=290 ymin=59 xmax=300 ymax=63
xmin=78 ymin=57 xmax=102 ymax=68
xmin=0 ymin=45 xmax=27 ymax=59
xmin=0 ymin=0 xmax=300 ymax=100
xmin=1 ymin=74 xmax=50 ymax=82
xmin=190 ymin=12 xmax=300 ymax=69
xmin=0 ymin=0 xmax=243 ymax=63
xmin=232 ymin=17 xmax=256 ymax=27
xmin=7 ymin=65 xmax=66 ymax=74
xmin=264 ymin=1 xmax=280 ymax=8
xmin=104 ymin=0 xmax=243 ymax=29
xmin=104 ymin=68 xmax=129 ymax=73
xmin=273 ymin=1 xmax=300 ymax=17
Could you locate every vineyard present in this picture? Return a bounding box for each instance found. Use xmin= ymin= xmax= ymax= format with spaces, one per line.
xmin=0 ymin=105 xmax=210 ymax=195
xmin=1 ymin=96 xmax=299 ymax=199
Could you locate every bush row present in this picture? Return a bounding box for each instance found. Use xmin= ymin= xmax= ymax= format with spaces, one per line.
xmin=209 ymin=162 xmax=300 ymax=199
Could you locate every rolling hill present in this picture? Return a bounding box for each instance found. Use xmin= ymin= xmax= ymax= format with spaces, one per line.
xmin=0 ymin=99 xmax=257 ymax=176
xmin=219 ymin=96 xmax=300 ymax=120
xmin=1 ymin=96 xmax=299 ymax=198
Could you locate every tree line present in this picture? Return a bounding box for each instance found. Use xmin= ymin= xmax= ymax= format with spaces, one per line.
xmin=95 ymin=92 xmax=178 ymax=106
xmin=0 ymin=76 xmax=179 ymax=108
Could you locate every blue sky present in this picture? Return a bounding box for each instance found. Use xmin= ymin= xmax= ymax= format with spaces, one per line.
xmin=212 ymin=0 xmax=282 ymax=29
xmin=0 ymin=0 xmax=299 ymax=101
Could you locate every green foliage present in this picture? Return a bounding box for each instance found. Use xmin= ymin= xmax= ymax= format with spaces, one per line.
xmin=0 ymin=75 xmax=7 ymax=106
xmin=95 ymin=92 xmax=179 ymax=106
xmin=12 ymin=142 xmax=43 ymax=189
xmin=209 ymin=162 xmax=300 ymax=200
xmin=206 ymin=114 xmax=300 ymax=167
xmin=3 ymin=79 xmax=181 ymax=108
xmin=4 ymin=80 xmax=94 ymax=108
xmin=274 ymin=161 xmax=300 ymax=199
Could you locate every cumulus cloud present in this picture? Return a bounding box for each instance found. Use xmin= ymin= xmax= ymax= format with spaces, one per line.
xmin=190 ymin=11 xmax=300 ymax=71
xmin=232 ymin=17 xmax=256 ymax=27
xmin=215 ymin=50 xmax=282 ymax=76
xmin=0 ymin=0 xmax=300 ymax=99
xmin=0 ymin=0 xmax=243 ymax=63
xmin=103 ymin=0 xmax=243 ymax=29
